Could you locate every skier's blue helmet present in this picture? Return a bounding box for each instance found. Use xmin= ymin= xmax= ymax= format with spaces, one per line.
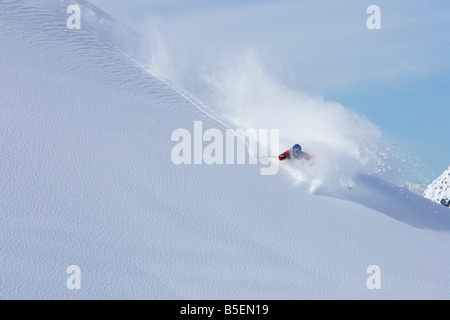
xmin=293 ymin=144 xmax=302 ymax=154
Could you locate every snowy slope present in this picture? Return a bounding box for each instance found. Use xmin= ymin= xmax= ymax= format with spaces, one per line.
xmin=424 ymin=167 xmax=450 ymax=207
xmin=1 ymin=0 xmax=450 ymax=300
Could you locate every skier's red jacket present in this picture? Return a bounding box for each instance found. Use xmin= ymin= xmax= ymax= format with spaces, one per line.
xmin=278 ymin=150 xmax=291 ymax=161
xmin=279 ymin=149 xmax=311 ymax=161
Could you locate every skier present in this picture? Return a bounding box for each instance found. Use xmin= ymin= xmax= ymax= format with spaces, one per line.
xmin=278 ymin=144 xmax=311 ymax=161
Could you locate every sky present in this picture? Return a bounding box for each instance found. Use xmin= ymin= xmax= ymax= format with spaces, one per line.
xmin=89 ymin=0 xmax=450 ymax=183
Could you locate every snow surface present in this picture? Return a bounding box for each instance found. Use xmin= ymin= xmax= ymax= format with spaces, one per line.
xmin=424 ymin=167 xmax=450 ymax=206
xmin=1 ymin=0 xmax=450 ymax=299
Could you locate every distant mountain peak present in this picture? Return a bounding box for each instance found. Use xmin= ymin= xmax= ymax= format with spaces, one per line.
xmin=424 ymin=167 xmax=450 ymax=207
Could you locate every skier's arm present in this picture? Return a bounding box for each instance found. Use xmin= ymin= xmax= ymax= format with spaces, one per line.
xmin=279 ymin=150 xmax=290 ymax=161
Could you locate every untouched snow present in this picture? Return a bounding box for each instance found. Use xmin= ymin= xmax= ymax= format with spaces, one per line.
xmin=424 ymin=167 xmax=450 ymax=207
xmin=1 ymin=0 xmax=450 ymax=299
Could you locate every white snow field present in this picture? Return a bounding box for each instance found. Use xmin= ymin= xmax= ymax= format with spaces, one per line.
xmin=1 ymin=0 xmax=450 ymax=299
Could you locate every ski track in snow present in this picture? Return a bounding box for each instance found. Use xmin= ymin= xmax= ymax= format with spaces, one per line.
xmin=0 ymin=0 xmax=450 ymax=299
